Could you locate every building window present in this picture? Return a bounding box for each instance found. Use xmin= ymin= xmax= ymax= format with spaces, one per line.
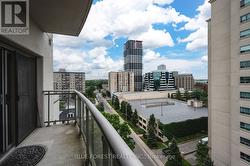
xmin=240 ymin=92 xmax=250 ymax=99
xmin=240 ymin=77 xmax=250 ymax=83
xmin=240 ymin=45 xmax=250 ymax=53
xmin=240 ymin=122 xmax=250 ymax=131
xmin=241 ymin=152 xmax=250 ymax=163
xmin=241 ymin=107 xmax=250 ymax=115
xmin=240 ymin=29 xmax=250 ymax=38
xmin=241 ymin=137 xmax=250 ymax=147
xmin=241 ymin=0 xmax=250 ymax=7
xmin=240 ymin=61 xmax=250 ymax=69
xmin=241 ymin=13 xmax=250 ymax=23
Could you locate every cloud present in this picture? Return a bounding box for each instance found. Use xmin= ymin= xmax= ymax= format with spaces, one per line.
xmin=53 ymin=47 xmax=123 ymax=79
xmin=54 ymin=0 xmax=189 ymax=49
xmin=179 ymin=0 xmax=211 ymax=51
xmin=130 ymin=27 xmax=174 ymax=49
xmin=144 ymin=49 xmax=161 ymax=62
xmin=201 ymin=55 xmax=208 ymax=62
xmin=153 ymin=0 xmax=174 ymax=5
xmin=53 ymin=0 xmax=208 ymax=79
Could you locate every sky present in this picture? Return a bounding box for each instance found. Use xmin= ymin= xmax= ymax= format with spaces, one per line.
xmin=53 ymin=0 xmax=211 ymax=80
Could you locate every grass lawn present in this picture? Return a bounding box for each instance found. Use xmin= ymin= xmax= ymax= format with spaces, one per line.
xmin=165 ymin=159 xmax=191 ymax=166
xmin=182 ymin=159 xmax=192 ymax=166
xmin=176 ymin=132 xmax=208 ymax=144
xmin=107 ymin=100 xmax=112 ymax=106
xmin=140 ymin=136 xmax=166 ymax=149
xmin=127 ymin=122 xmax=146 ymax=135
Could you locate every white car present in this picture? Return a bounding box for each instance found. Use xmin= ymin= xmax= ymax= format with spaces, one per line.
xmin=199 ymin=137 xmax=208 ymax=145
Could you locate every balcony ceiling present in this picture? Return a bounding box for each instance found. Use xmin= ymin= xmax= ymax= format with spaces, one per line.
xmin=30 ymin=0 xmax=92 ymax=36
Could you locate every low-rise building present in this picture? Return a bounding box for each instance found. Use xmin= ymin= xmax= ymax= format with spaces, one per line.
xmin=138 ymin=115 xmax=168 ymax=142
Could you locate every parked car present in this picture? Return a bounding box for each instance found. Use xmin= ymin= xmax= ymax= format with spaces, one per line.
xmin=198 ymin=137 xmax=208 ymax=145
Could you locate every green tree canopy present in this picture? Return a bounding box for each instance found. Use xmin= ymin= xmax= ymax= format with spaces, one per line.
xmin=126 ymin=103 xmax=133 ymax=121
xmin=147 ymin=114 xmax=157 ymax=147
xmin=96 ymin=102 xmax=104 ymax=112
xmin=120 ymin=101 xmax=127 ymax=114
xmin=166 ymin=138 xmax=182 ymax=166
xmin=184 ymin=90 xmax=191 ymax=101
xmin=102 ymin=112 xmax=120 ymax=130
xmin=112 ymin=96 xmax=120 ymax=110
xmin=176 ymin=90 xmax=182 ymax=100
xmin=102 ymin=112 xmax=135 ymax=150
xmin=195 ymin=142 xmax=214 ymax=166
xmin=131 ymin=109 xmax=139 ymax=126
xmin=85 ymin=86 xmax=95 ymax=99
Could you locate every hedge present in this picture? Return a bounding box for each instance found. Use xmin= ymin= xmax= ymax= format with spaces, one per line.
xmin=160 ymin=117 xmax=208 ymax=139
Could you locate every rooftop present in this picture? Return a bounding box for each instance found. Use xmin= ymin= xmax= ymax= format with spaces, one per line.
xmin=128 ymin=98 xmax=208 ymax=124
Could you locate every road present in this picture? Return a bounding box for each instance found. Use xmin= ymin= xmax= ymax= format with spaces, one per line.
xmin=178 ymin=140 xmax=199 ymax=166
xmin=96 ymin=93 xmax=164 ymax=166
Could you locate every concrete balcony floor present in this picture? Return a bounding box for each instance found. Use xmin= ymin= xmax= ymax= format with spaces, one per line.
xmin=19 ymin=123 xmax=85 ymax=166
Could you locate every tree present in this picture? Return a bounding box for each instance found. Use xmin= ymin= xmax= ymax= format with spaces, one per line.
xmin=147 ymin=114 xmax=157 ymax=147
xmin=119 ymin=123 xmax=134 ymax=150
xmin=191 ymin=89 xmax=203 ymax=100
xmin=191 ymin=89 xmax=208 ymax=107
xmin=176 ymin=90 xmax=182 ymax=100
xmin=131 ymin=109 xmax=139 ymax=126
xmin=195 ymin=142 xmax=214 ymax=166
xmin=120 ymin=101 xmax=127 ymax=114
xmin=113 ymin=96 xmax=120 ymax=110
xmin=166 ymin=138 xmax=182 ymax=166
xmin=106 ymin=91 xmax=111 ymax=98
xmin=103 ymin=112 xmax=135 ymax=150
xmin=85 ymin=86 xmax=95 ymax=99
xmin=184 ymin=90 xmax=191 ymax=101
xmin=102 ymin=92 xmax=106 ymax=98
xmin=119 ymin=123 xmax=131 ymax=140
xmin=102 ymin=112 xmax=120 ymax=130
xmin=111 ymin=95 xmax=115 ymax=105
xmin=96 ymin=102 xmax=104 ymax=112
xmin=126 ymin=103 xmax=133 ymax=121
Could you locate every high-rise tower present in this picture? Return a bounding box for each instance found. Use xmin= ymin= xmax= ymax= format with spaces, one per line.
xmin=209 ymin=0 xmax=250 ymax=165
xmin=124 ymin=40 xmax=143 ymax=91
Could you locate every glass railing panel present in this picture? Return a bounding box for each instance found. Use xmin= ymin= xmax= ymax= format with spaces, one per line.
xmin=92 ymin=116 xmax=104 ymax=166
xmin=43 ymin=90 xmax=143 ymax=166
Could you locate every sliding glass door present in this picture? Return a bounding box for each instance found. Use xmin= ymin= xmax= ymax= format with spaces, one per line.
xmin=0 ymin=47 xmax=17 ymax=156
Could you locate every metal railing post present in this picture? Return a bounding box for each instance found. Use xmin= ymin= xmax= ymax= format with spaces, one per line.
xmin=47 ymin=91 xmax=50 ymax=127
xmin=79 ymin=99 xmax=82 ymax=135
xmin=74 ymin=94 xmax=77 ymax=125
xmin=67 ymin=91 xmax=70 ymax=124
xmin=86 ymin=107 xmax=90 ymax=165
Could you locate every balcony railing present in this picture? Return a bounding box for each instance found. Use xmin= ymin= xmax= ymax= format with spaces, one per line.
xmin=43 ymin=90 xmax=143 ymax=166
